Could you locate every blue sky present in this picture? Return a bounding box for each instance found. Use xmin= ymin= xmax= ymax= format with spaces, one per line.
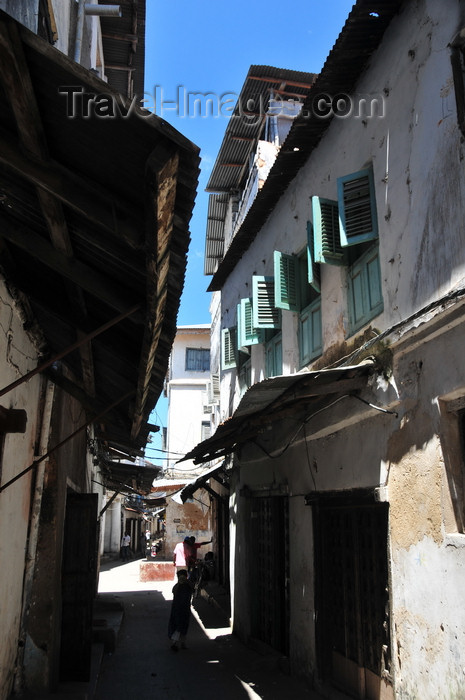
xmin=143 ymin=0 xmax=355 ymax=465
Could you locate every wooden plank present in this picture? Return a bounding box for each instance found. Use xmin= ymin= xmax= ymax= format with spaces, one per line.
xmin=0 ymin=214 xmax=142 ymax=318
xmin=131 ymin=148 xmax=179 ymax=440
xmin=0 ymin=129 xmax=140 ymax=248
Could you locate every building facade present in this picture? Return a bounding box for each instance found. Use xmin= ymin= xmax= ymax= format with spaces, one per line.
xmin=191 ymin=1 xmax=465 ymax=698
xmin=0 ymin=2 xmax=199 ymax=696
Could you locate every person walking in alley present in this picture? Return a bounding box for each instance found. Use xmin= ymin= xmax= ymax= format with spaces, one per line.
xmin=168 ymin=569 xmax=192 ymax=651
xmin=173 ymin=536 xmax=193 ymax=572
xmin=121 ymin=532 xmax=131 ymax=561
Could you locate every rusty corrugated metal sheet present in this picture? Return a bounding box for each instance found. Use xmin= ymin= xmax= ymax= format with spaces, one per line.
xmin=179 ymin=362 xmax=376 ymax=464
xmin=100 ymin=0 xmax=146 ymax=99
xmin=206 ymin=65 xmax=317 ymax=194
xmin=204 ymin=193 xmax=229 ymax=275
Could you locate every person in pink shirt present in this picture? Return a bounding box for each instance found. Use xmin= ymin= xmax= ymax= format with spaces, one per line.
xmin=173 ymin=537 xmax=193 ymax=572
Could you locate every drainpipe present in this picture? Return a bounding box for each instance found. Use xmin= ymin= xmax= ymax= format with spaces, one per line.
xmin=74 ymin=2 xmax=122 ymax=63
xmin=85 ymin=5 xmax=122 ymax=16
xmin=14 ymin=379 xmax=55 ymax=694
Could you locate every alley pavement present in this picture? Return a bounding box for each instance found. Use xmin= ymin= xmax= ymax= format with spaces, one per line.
xmin=92 ymin=556 xmax=322 ymax=700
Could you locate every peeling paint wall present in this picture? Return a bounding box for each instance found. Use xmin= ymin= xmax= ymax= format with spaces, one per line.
xmin=0 ymin=279 xmax=42 ymax=697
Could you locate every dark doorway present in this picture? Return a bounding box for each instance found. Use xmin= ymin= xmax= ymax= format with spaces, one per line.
xmin=60 ymin=492 xmax=98 ymax=681
xmin=314 ymin=498 xmax=392 ymax=699
xmin=249 ymin=495 xmax=289 ymax=654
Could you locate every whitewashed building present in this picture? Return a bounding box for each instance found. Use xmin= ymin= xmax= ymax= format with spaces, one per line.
xmin=165 ymin=324 xmax=213 ymax=474
xmin=185 ymin=1 xmax=465 ymax=698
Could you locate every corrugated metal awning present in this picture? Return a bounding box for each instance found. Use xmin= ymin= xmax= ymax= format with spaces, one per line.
xmin=180 ymin=461 xmax=228 ymax=503
xmin=178 ymin=362 xmax=377 ymax=465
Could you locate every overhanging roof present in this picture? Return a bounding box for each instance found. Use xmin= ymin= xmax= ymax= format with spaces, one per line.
xmin=99 ymin=459 xmax=161 ymax=496
xmin=205 ymin=65 xmax=317 ymax=194
xmin=208 ymin=0 xmax=403 ymax=292
xmin=179 ymin=362 xmax=377 ymax=465
xmin=100 ymin=0 xmax=146 ymax=99
xmin=0 ymin=11 xmax=200 ymax=457
xmin=180 ymin=461 xmax=229 ymax=503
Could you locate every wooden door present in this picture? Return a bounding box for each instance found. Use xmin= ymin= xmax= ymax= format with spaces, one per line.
xmin=60 ymin=492 xmax=98 ymax=681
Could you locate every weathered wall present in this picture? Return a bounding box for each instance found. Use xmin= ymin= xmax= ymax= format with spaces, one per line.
xmin=164 ymin=489 xmax=212 ymax=562
xmin=0 ymin=278 xmax=42 ymax=697
xmin=166 ymin=326 xmax=210 ymax=471
xmin=221 ymin=1 xmax=465 ymax=697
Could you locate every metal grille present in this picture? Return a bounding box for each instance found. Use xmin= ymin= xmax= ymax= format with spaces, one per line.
xmin=316 ymin=502 xmax=391 ymax=693
xmin=250 ymin=496 xmax=289 ymax=654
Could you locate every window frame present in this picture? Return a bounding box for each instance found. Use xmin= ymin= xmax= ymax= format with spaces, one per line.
xmin=252 ymin=276 xmax=281 ymax=329
xmin=347 ymin=244 xmax=383 ymax=335
xmin=274 ymin=251 xmax=300 ymax=311
xmin=265 ymin=331 xmax=283 ymax=378
xmin=337 ymin=168 xmax=378 ymax=247
xmin=237 ymin=298 xmax=265 ymax=347
xmin=221 ymin=327 xmax=237 ymax=370
xmin=185 ymin=347 xmax=210 ymax=372
xmin=299 ymin=296 xmax=323 ymax=366
xmin=312 ymin=196 xmax=346 ymax=265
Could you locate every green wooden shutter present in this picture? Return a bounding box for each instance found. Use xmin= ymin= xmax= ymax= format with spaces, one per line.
xmin=338 ymin=168 xmax=378 ymax=246
xmin=274 ymin=251 xmax=300 ymax=311
xmin=252 ymin=276 xmax=281 ymax=328
xmin=221 ymin=327 xmax=236 ymax=369
xmin=238 ymin=298 xmax=264 ymax=346
xmin=348 ymin=247 xmax=383 ymax=333
xmin=312 ymin=196 xmax=345 ymax=265
xmin=306 ymin=221 xmax=321 ymax=293
xmin=300 ymin=298 xmax=322 ymax=365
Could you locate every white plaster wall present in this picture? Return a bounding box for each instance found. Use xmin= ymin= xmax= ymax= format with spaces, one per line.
xmin=0 ymin=280 xmax=42 ymax=696
xmin=166 ymin=326 xmax=211 ymax=469
xmin=167 ymin=384 xmax=208 ymax=466
xmin=220 ymin=0 xmax=465 ymax=369
xmin=168 ymin=326 xmax=210 ymax=381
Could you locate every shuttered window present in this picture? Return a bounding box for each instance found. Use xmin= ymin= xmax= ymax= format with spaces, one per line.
xmin=338 ymin=168 xmax=378 ymax=247
xmin=252 ymin=276 xmax=281 ymax=329
xmin=307 ymin=221 xmax=321 ymax=293
xmin=312 ymin=196 xmax=345 ymax=265
xmin=347 ymin=245 xmax=383 ymax=333
xmin=265 ymin=332 xmax=282 ymax=378
xmin=300 ymin=298 xmax=322 ymax=366
xmin=221 ymin=327 xmax=236 ymax=369
xmin=238 ymin=298 xmax=264 ymax=347
xmin=274 ymin=251 xmax=300 ymax=311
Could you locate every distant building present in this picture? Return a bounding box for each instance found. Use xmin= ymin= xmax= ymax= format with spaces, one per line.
xmin=165 ymin=324 xmax=212 ymax=475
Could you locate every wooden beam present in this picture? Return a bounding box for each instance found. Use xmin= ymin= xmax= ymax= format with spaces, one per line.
xmin=131 ymin=146 xmax=179 ymax=440
xmin=102 ymin=31 xmax=139 ymax=42
xmin=0 ymin=15 xmax=100 ymax=397
xmin=0 ymin=128 xmax=140 ymax=248
xmin=0 ymin=214 xmax=143 ymax=318
xmin=105 ymin=64 xmax=136 ymax=72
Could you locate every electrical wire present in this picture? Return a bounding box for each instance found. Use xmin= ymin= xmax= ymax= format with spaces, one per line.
xmin=251 ymin=392 xmax=396 ymax=461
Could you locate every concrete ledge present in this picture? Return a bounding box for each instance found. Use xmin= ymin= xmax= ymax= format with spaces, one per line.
xmin=139 ymin=560 xmax=174 ymax=582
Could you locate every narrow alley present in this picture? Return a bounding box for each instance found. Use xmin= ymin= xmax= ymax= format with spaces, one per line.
xmin=92 ymin=558 xmax=323 ymax=700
